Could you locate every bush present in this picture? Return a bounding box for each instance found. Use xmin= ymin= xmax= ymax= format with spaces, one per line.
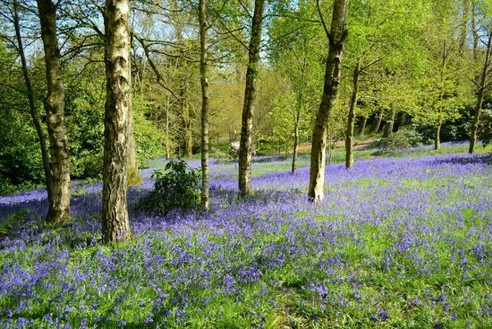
xmin=478 ymin=109 xmax=492 ymax=147
xmin=378 ymin=128 xmax=422 ymax=152
xmin=136 ymin=159 xmax=200 ymax=215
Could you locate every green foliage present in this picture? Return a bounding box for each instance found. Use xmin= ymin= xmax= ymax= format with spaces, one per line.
xmin=378 ymin=128 xmax=423 ymax=152
xmin=478 ymin=109 xmax=492 ymax=146
xmin=136 ymin=160 xmax=200 ymax=215
xmin=133 ymin=103 xmax=166 ymax=166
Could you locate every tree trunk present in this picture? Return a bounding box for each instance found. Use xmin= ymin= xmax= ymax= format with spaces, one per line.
xmin=470 ymin=31 xmax=492 ymax=154
xmin=472 ymin=0 xmax=479 ymax=61
xmin=37 ymin=0 xmax=71 ymax=224
xmin=345 ymin=61 xmax=359 ymax=169
xmin=13 ymin=0 xmax=53 ymax=206
xmin=359 ymin=116 xmax=367 ymax=136
xmin=434 ymin=123 xmax=441 ymax=150
xmin=308 ymin=0 xmax=349 ymax=202
xmin=127 ymin=101 xmax=142 ymax=185
xmin=238 ymin=0 xmax=265 ymax=197
xmin=102 ymin=0 xmax=132 ymax=244
xmin=180 ymin=86 xmax=193 ymax=158
xmin=199 ymin=0 xmax=210 ymax=209
xmin=382 ymin=108 xmax=396 ymax=138
xmin=459 ymin=0 xmax=470 ymax=53
xmin=291 ymin=100 xmax=301 ymax=174
xmin=370 ymin=110 xmax=383 ymax=133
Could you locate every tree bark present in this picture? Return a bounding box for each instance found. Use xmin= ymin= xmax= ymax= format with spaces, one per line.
xmin=470 ymin=31 xmax=492 ymax=154
xmin=434 ymin=123 xmax=441 ymax=150
xmin=345 ymin=61 xmax=359 ymax=169
xmin=13 ymin=0 xmax=53 ymax=208
xmin=102 ymin=0 xmax=132 ymax=244
xmin=126 ymin=93 xmax=141 ymax=185
xmin=472 ymin=0 xmax=479 ymax=61
xmin=37 ymin=0 xmax=71 ymax=225
xmin=382 ymin=107 xmax=396 ymax=138
xmin=291 ymin=95 xmax=301 ymax=174
xmin=459 ymin=0 xmax=470 ymax=53
xmin=238 ymin=0 xmax=265 ymax=197
xmin=180 ymin=86 xmax=193 ymax=158
xmin=370 ymin=110 xmax=383 ymax=133
xmin=199 ymin=0 xmax=210 ymax=209
xmin=308 ymin=0 xmax=349 ymax=202
xmin=359 ymin=116 xmax=367 ymax=136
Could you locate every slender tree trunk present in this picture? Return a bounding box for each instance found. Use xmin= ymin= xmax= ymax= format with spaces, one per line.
xmin=199 ymin=0 xmax=210 ymax=209
xmin=308 ymin=0 xmax=349 ymax=202
xmin=434 ymin=123 xmax=441 ymax=150
xmin=470 ymin=31 xmax=492 ymax=154
xmin=127 ymin=107 xmax=142 ymax=185
xmin=460 ymin=0 xmax=470 ymax=52
xmin=37 ymin=0 xmax=71 ymax=224
xmin=165 ymin=97 xmax=170 ymax=160
xmin=102 ymin=0 xmax=132 ymax=244
xmin=13 ymin=0 xmax=53 ymax=204
xmin=180 ymin=86 xmax=193 ymax=158
xmin=370 ymin=110 xmax=383 ymax=133
xmin=291 ymin=96 xmax=301 ymax=174
xmin=238 ymin=0 xmax=265 ymax=197
xmin=345 ymin=61 xmax=359 ymax=169
xmin=472 ymin=0 xmax=479 ymax=61
xmin=359 ymin=116 xmax=367 ymax=136
xmin=383 ymin=108 xmax=396 ymax=138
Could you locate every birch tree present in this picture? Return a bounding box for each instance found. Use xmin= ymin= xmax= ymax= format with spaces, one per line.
xmin=37 ymin=0 xmax=71 ymax=224
xmin=102 ymin=0 xmax=132 ymax=244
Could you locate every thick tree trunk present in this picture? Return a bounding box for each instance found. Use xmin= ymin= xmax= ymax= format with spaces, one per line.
xmin=434 ymin=123 xmax=441 ymax=150
xmin=308 ymin=0 xmax=349 ymax=202
xmin=470 ymin=31 xmax=492 ymax=154
xmin=180 ymin=86 xmax=193 ymax=158
xmin=37 ymin=0 xmax=71 ymax=224
xmin=13 ymin=0 xmax=53 ymax=205
xmin=238 ymin=0 xmax=265 ymax=197
xmin=102 ymin=0 xmax=132 ymax=244
xmin=345 ymin=62 xmax=359 ymax=169
xmin=382 ymin=108 xmax=396 ymax=138
xmin=370 ymin=110 xmax=383 ymax=133
xmin=199 ymin=0 xmax=210 ymax=209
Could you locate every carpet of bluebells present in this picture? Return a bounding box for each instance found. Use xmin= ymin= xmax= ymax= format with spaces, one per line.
xmin=1 ymin=151 xmax=492 ymax=328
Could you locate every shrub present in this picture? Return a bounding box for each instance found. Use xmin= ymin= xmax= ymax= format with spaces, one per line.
xmin=378 ymin=128 xmax=422 ymax=152
xmin=136 ymin=159 xmax=200 ymax=215
xmin=478 ymin=109 xmax=492 ymax=147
